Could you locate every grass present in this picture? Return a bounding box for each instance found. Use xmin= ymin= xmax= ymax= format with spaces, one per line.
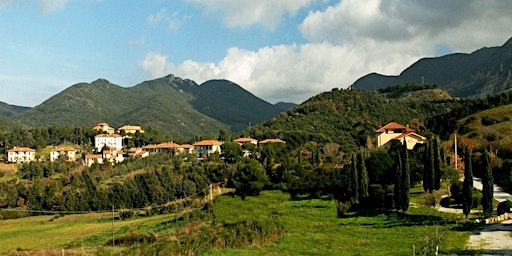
xmin=0 ymin=189 xmax=474 ymax=255
xmin=204 ymin=190 xmax=471 ymax=256
xmin=0 ymin=211 xmax=183 ymax=254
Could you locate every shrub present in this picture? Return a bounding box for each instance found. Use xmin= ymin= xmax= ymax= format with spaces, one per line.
xmin=119 ymin=209 xmax=135 ymax=220
xmin=481 ymin=116 xmax=500 ymax=126
xmin=497 ymin=200 xmax=512 ymax=215
xmin=440 ymin=197 xmax=451 ymax=207
xmin=450 ymin=181 xmax=463 ymax=202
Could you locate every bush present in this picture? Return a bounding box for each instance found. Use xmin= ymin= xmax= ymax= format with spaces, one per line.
xmin=450 ymin=181 xmax=463 ymax=202
xmin=440 ymin=197 xmax=451 ymax=207
xmin=119 ymin=209 xmax=135 ymax=220
xmin=497 ymin=200 xmax=512 ymax=215
xmin=481 ymin=116 xmax=500 ymax=126
xmin=485 ymin=134 xmax=497 ymax=142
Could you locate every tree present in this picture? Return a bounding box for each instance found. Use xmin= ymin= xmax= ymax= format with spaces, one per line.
xmin=433 ymin=137 xmax=441 ymax=191
xmin=350 ymin=154 xmax=359 ymax=204
xmin=232 ymin=158 xmax=269 ymax=200
xmin=462 ymin=145 xmax=473 ymax=218
xmin=401 ymin=140 xmax=410 ymax=211
xmin=221 ymin=142 xmax=243 ymax=164
xmin=423 ymin=140 xmax=434 ymax=193
xmin=357 ymin=152 xmax=369 ymax=199
xmin=481 ymin=150 xmax=494 ymax=217
xmin=393 ymin=153 xmax=402 ymax=211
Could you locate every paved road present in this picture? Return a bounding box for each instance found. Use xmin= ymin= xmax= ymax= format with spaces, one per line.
xmin=472 ymin=177 xmax=512 ymax=203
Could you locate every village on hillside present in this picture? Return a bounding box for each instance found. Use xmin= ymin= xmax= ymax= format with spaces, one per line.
xmin=5 ymin=122 xmax=286 ymax=167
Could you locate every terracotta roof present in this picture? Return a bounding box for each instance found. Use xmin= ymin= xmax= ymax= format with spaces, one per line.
xmin=85 ymin=154 xmax=102 ymax=159
xmin=95 ymin=134 xmax=122 ymax=138
xmin=7 ymin=147 xmax=35 ymax=152
xmin=234 ymin=137 xmax=257 ymax=143
xmin=375 ymin=122 xmax=415 ymax=133
xmin=179 ymin=144 xmax=194 ymax=149
xmin=119 ymin=125 xmax=143 ymax=130
xmin=259 ymin=138 xmax=285 ymax=144
xmin=391 ymin=132 xmax=426 ymax=141
xmin=193 ymin=140 xmax=223 ymax=146
xmin=157 ymin=142 xmax=181 ymax=149
xmin=51 ymin=146 xmax=76 ymax=152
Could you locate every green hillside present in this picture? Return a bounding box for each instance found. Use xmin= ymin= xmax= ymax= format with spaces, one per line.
xmin=13 ymin=75 xmax=287 ymax=137
xmin=0 ymin=101 xmax=30 ymax=118
xmin=456 ymin=104 xmax=512 ymax=153
xmin=247 ymin=86 xmax=460 ymax=153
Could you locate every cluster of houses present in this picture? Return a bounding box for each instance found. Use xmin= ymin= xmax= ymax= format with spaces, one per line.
xmin=5 ymin=122 xmax=287 ymax=167
xmin=6 ymin=121 xmax=424 ymax=166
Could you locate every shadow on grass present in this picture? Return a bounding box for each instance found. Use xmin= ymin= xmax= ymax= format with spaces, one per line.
xmin=339 ymin=209 xmax=462 ymax=228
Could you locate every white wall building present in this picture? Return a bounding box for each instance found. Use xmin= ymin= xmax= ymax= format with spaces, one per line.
xmin=7 ymin=147 xmax=36 ymax=163
xmin=94 ymin=134 xmax=123 ymax=152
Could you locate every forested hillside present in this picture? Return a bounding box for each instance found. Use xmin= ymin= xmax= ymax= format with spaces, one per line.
xmin=13 ymin=75 xmax=287 ymax=137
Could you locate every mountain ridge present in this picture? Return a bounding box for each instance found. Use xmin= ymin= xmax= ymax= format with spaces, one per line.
xmin=11 ymin=75 xmax=290 ymax=137
xmin=352 ymin=36 xmax=512 ymax=98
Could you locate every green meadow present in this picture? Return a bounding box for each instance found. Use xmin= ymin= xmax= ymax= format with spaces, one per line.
xmin=0 ymin=190 xmax=473 ymax=255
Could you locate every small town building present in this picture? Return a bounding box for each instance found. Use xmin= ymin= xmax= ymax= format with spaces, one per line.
xmin=50 ymin=146 xmax=77 ymax=162
xmin=84 ymin=154 xmax=103 ymax=167
xmin=92 ymin=122 xmax=115 ymax=134
xmin=118 ymin=125 xmax=144 ymax=134
xmin=375 ymin=122 xmax=426 ymax=150
xmin=94 ymin=134 xmax=123 ymax=152
xmin=7 ymin=147 xmax=36 ymax=163
xmin=193 ymin=140 xmax=223 ymax=156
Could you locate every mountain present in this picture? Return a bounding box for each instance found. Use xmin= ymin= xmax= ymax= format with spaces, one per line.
xmin=0 ymin=101 xmax=30 ymax=118
xmin=13 ymin=75 xmax=287 ymax=137
xmin=352 ymin=36 xmax=512 ymax=98
xmin=191 ymin=79 xmax=284 ymax=132
xmin=274 ymin=102 xmax=297 ymax=111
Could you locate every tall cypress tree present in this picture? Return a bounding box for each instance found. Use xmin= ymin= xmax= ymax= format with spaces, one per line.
xmin=423 ymin=141 xmax=430 ymax=192
xmin=433 ymin=137 xmax=441 ymax=191
xmin=357 ymin=151 xmax=369 ymax=199
xmin=401 ymin=140 xmax=410 ymax=211
xmin=423 ymin=139 xmax=434 ymax=193
xmin=351 ymin=154 xmax=359 ymax=204
xmin=394 ymin=153 xmax=402 ymax=211
xmin=462 ymin=145 xmax=473 ymax=218
xmin=481 ymin=150 xmax=494 ymax=217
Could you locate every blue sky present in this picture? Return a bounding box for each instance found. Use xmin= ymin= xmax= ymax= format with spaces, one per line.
xmin=1 ymin=0 xmax=511 ymax=107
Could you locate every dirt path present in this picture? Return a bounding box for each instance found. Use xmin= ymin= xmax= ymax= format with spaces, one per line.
xmin=466 ymin=219 xmax=512 ymax=254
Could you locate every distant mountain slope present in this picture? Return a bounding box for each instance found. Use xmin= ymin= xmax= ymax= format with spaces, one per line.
xmin=0 ymin=101 xmax=30 ymax=118
xmin=192 ymin=79 xmax=283 ymax=131
xmin=352 ymin=36 xmax=512 ymax=98
xmin=14 ymin=75 xmax=288 ymax=137
xmin=274 ymin=102 xmax=296 ymax=111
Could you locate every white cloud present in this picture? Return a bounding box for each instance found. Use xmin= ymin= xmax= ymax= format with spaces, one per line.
xmin=127 ymin=38 xmax=145 ymax=47
xmin=139 ymin=52 xmax=168 ymax=79
xmin=185 ymin=0 xmax=315 ymax=30
xmin=140 ymin=0 xmax=512 ymax=104
xmin=147 ymin=8 xmax=190 ymax=32
xmin=0 ymin=0 xmax=101 ymax=13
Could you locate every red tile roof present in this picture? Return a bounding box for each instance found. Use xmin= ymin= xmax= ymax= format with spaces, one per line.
xmin=7 ymin=147 xmax=35 ymax=152
xmin=193 ymin=140 xmax=223 ymax=146
xmin=375 ymin=122 xmax=415 ymax=133
xmin=259 ymin=138 xmax=285 ymax=144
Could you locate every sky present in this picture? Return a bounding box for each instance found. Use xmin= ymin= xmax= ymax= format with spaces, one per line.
xmin=0 ymin=0 xmax=511 ymax=107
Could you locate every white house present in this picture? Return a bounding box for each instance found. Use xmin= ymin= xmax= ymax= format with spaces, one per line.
xmin=50 ymin=147 xmax=77 ymax=162
xmin=234 ymin=137 xmax=258 ymax=146
xmin=375 ymin=122 xmax=426 ymax=150
xmin=118 ymin=125 xmax=144 ymax=134
xmin=193 ymin=140 xmax=223 ymax=156
xmin=92 ymin=122 xmax=115 ymax=134
xmin=84 ymin=154 xmax=103 ymax=167
xmin=94 ymin=134 xmax=123 ymax=152
xmin=7 ymin=147 xmax=36 ymax=163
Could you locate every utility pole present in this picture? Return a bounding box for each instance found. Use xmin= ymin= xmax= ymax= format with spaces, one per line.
xmin=454 ymin=134 xmax=458 ymax=171
xmin=209 ymin=184 xmax=213 ymax=202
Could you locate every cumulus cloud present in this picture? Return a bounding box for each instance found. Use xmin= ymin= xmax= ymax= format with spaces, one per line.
xmin=139 ymin=52 xmax=169 ymax=79
xmin=147 ymin=8 xmax=190 ymax=32
xmin=185 ymin=0 xmax=315 ymax=30
xmin=140 ymin=0 xmax=512 ymax=104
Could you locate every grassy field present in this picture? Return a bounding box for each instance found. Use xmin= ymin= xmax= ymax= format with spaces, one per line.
xmin=205 ymin=190 xmax=471 ymax=256
xmin=0 ymin=189 xmax=473 ymax=255
xmin=0 ymin=210 xmax=185 ymax=254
